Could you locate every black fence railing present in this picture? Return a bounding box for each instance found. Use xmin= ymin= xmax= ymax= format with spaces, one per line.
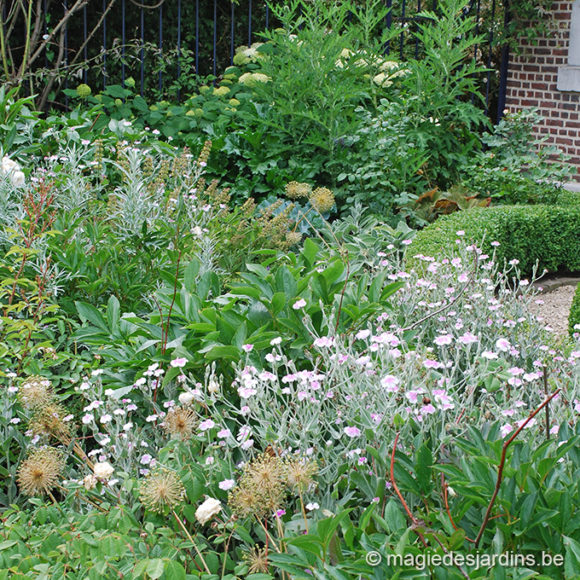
xmin=3 ymin=0 xmax=510 ymax=119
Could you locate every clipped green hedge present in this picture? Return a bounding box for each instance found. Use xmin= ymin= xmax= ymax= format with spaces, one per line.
xmin=570 ymin=283 xmax=580 ymax=336
xmin=408 ymin=205 xmax=580 ymax=275
xmin=556 ymin=189 xmax=580 ymax=206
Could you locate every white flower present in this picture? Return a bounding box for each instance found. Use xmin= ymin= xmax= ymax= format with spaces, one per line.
xmin=195 ymin=497 xmax=222 ymax=524
xmin=83 ymin=474 xmax=98 ymax=490
xmin=218 ymin=479 xmax=235 ymax=490
xmin=178 ymin=391 xmax=195 ymax=406
xmin=208 ymin=378 xmax=220 ymax=394
xmin=170 ymin=357 xmax=187 ymax=368
xmin=1 ymin=156 xmax=19 ymax=173
xmin=93 ymin=461 xmax=114 ymax=480
xmin=11 ymin=171 xmax=24 ymax=187
xmin=306 ymin=502 xmax=320 ymax=511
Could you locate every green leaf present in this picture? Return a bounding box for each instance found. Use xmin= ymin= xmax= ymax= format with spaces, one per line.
xmin=76 ymin=301 xmax=108 ymax=332
xmin=564 ymin=536 xmax=580 ymax=578
xmin=302 ymin=237 xmax=319 ymax=266
xmin=384 ymin=500 xmax=407 ymax=533
xmin=145 ymin=558 xmax=165 ymax=579
xmin=163 ymin=560 xmax=186 ymax=580
xmin=107 ymin=295 xmax=120 ymax=334
xmin=184 ymin=259 xmax=200 ymax=292
xmin=415 ymin=444 xmax=433 ymax=495
xmin=204 ymin=345 xmax=241 ymax=361
xmin=271 ymin=292 xmax=287 ymax=315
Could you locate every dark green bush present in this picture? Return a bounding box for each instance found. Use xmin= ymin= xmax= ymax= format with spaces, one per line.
xmin=408 ymin=205 xmax=580 ymax=275
xmin=556 ymin=189 xmax=580 ymax=206
xmin=570 ymin=283 xmax=580 ymax=336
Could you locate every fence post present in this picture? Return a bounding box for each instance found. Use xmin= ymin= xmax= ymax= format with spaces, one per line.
xmin=496 ymin=1 xmax=511 ymax=122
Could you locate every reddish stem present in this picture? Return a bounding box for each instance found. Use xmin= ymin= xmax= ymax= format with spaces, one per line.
xmin=474 ymin=388 xmax=561 ymax=547
xmin=389 ymin=432 xmax=428 ymax=548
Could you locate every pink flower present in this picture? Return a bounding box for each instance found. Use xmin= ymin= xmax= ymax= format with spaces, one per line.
xmin=199 ymin=419 xmax=215 ymax=431
xmin=495 ymin=338 xmax=511 ymax=352
xmin=293 ymin=298 xmax=306 ymax=310
xmin=238 ymin=386 xmax=257 ymax=398
xmin=406 ymin=390 xmax=420 ymax=404
xmin=423 ymin=359 xmax=442 ymax=369
xmin=500 ymin=424 xmax=513 ymax=438
xmin=344 ymin=426 xmax=361 ymax=438
xmin=381 ymin=375 xmax=400 ymax=392
xmin=170 ymin=357 xmax=187 ymax=368
xmin=458 ymin=332 xmax=478 ymax=345
xmin=217 ymin=428 xmax=231 ymax=438
xmin=219 ymin=479 xmax=236 ymax=491
xmin=313 ymin=336 xmax=334 ymax=348
xmin=434 ymin=334 xmax=453 ymax=346
xmin=242 ymin=344 xmax=254 ymax=353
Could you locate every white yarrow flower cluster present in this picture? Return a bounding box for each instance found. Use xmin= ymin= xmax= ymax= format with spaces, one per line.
xmin=1 ymin=156 xmax=25 ymax=187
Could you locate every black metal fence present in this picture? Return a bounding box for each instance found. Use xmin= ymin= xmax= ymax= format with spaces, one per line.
xmin=3 ymin=0 xmax=510 ymax=118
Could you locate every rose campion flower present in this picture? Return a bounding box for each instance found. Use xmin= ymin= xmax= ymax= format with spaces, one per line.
xmin=344 ymin=426 xmax=361 ymax=438
xmin=218 ymin=479 xmax=235 ymax=491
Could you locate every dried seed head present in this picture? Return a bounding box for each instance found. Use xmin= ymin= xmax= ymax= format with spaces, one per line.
xmin=18 ymin=376 xmax=54 ymax=410
xmin=285 ymin=231 xmax=302 ymax=246
xmin=17 ymin=447 xmax=64 ymax=496
xmin=309 ymin=187 xmax=335 ymax=213
xmin=284 ymin=457 xmax=318 ymax=492
xmin=139 ymin=468 xmax=185 ymax=514
xmin=162 ymin=407 xmax=197 ymax=440
xmin=229 ymin=453 xmax=287 ymax=518
xmin=29 ymin=403 xmax=72 ymax=441
xmin=244 ymin=545 xmax=270 ymax=574
xmin=228 ymin=485 xmax=264 ymax=519
xmin=285 ymin=181 xmax=311 ymax=200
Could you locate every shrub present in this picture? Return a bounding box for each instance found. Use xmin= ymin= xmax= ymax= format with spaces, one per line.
xmin=557 ymin=189 xmax=580 ymax=206
xmin=570 ymin=282 xmax=580 ymax=337
xmin=408 ymin=205 xmax=580 ymax=275
xmin=462 ymin=109 xmax=572 ymax=206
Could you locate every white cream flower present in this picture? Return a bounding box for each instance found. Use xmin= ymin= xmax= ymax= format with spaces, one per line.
xmin=93 ymin=461 xmax=114 ymax=481
xmin=1 ymin=156 xmax=25 ymax=186
xmin=195 ymin=497 xmax=222 ymax=524
xmin=178 ymin=391 xmax=195 ymax=406
xmin=10 ymin=170 xmax=25 ymax=187
xmin=83 ymin=474 xmax=98 ymax=490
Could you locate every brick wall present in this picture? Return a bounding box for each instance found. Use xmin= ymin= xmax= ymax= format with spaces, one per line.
xmin=504 ymin=1 xmax=580 ymax=180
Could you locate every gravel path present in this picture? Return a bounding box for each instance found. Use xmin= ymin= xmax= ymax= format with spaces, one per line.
xmin=528 ymin=283 xmax=576 ymax=338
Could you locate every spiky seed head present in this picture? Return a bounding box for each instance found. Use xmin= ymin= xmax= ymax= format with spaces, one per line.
xmin=29 ymin=403 xmax=71 ymax=441
xmin=139 ymin=468 xmax=185 ymax=514
xmin=162 ymin=407 xmax=197 ymax=440
xmin=18 ymin=376 xmax=54 ymax=410
xmin=285 ymin=181 xmax=312 ymax=200
xmin=244 ymin=545 xmax=270 ymax=574
xmin=309 ymin=187 xmax=335 ymax=213
xmin=17 ymin=447 xmax=64 ymax=496
xmin=284 ymin=457 xmax=318 ymax=492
